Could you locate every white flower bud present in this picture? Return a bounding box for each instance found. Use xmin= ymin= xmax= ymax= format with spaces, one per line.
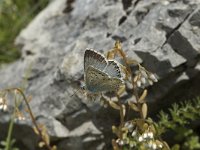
xmin=152 ymin=143 xmax=157 ymax=149
xmin=147 ymin=132 xmax=154 ymax=139
xmin=136 ymin=80 xmax=141 ymax=87
xmin=0 ymin=97 xmax=3 ymax=104
xmin=149 ymin=74 xmax=158 ymax=82
xmin=138 ymin=136 xmax=143 ymax=142
xmin=124 ymin=122 xmax=129 ymax=127
xmin=148 ymin=141 xmax=153 ymax=148
xmin=116 ymin=139 xmax=120 ymax=143
xmin=131 ymin=130 xmax=137 ymax=137
xmin=125 ymin=122 xmax=134 ymax=131
xmin=0 ymin=105 xmax=3 ymax=110
xmin=3 ymin=105 xmax=7 ymax=111
xmin=141 ymin=77 xmax=146 ymax=84
xmin=18 ymin=116 xmax=26 ymax=121
xmin=141 ymin=70 xmax=148 ymax=78
xmin=119 ymin=140 xmax=124 ymax=146
xmin=158 ymin=144 xmax=163 ymax=148
xmin=148 ymin=80 xmax=153 ymax=85
xmin=143 ymin=133 xmax=148 ymax=139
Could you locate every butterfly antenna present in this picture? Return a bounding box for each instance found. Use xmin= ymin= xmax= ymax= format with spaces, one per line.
xmin=70 ymin=89 xmax=80 ymax=97
xmin=70 ymin=86 xmax=85 ymax=97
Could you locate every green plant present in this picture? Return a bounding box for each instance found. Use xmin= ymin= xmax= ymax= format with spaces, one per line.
xmin=0 ymin=61 xmax=56 ymax=150
xmin=0 ymin=0 xmax=49 ymax=63
xmin=0 ymin=114 xmax=19 ymax=150
xmin=157 ymin=98 xmax=200 ymax=150
xmin=0 ymin=88 xmax=57 ymax=150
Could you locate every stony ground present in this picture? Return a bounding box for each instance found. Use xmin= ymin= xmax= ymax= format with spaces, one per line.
xmin=0 ymin=0 xmax=200 ymax=149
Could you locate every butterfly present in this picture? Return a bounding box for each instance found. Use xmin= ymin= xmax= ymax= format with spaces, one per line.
xmin=83 ymin=49 xmax=124 ymax=94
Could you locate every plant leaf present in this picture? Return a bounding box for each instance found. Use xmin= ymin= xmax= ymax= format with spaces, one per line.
xmin=142 ymin=103 xmax=148 ymax=119
xmin=109 ymin=101 xmax=120 ymax=110
xmin=128 ymin=101 xmax=139 ymax=112
xmin=138 ymin=89 xmax=147 ymax=103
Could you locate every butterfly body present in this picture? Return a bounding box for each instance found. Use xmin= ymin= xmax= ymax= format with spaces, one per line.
xmin=84 ymin=49 xmax=123 ymax=94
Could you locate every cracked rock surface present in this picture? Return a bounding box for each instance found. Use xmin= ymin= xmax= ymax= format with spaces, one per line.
xmin=1 ymin=0 xmax=200 ymax=149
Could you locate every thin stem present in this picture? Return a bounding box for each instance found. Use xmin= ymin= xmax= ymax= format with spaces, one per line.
xmin=132 ymin=84 xmax=143 ymax=118
xmin=5 ymin=113 xmax=15 ymax=150
xmin=5 ymin=88 xmax=52 ymax=150
xmin=116 ymin=97 xmax=123 ymax=138
xmin=16 ymin=88 xmax=52 ymax=150
xmin=114 ymin=42 xmax=143 ymax=118
xmin=116 ymin=95 xmax=124 ymax=150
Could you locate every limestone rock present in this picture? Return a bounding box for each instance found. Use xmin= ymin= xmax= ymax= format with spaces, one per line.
xmin=1 ymin=0 xmax=200 ymax=149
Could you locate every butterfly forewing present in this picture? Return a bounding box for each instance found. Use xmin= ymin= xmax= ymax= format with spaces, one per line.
xmin=84 ymin=49 xmax=107 ymax=72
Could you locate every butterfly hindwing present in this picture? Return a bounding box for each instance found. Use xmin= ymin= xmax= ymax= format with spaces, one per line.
xmin=104 ymin=60 xmax=122 ymax=78
xmin=96 ymin=77 xmax=123 ymax=92
xmin=85 ymin=66 xmax=123 ymax=93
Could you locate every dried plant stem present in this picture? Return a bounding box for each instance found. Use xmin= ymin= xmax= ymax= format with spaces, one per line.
xmin=5 ymin=88 xmax=52 ymax=150
xmin=132 ymin=84 xmax=143 ymax=118
xmin=114 ymin=42 xmax=143 ymax=118
xmin=116 ymin=94 xmax=124 ymax=150
xmin=117 ymin=96 xmax=124 ymax=138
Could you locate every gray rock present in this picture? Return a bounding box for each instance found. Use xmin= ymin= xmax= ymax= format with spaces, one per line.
xmin=1 ymin=0 xmax=200 ymax=149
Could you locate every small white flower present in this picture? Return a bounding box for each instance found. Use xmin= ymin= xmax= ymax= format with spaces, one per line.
xmin=125 ymin=122 xmax=134 ymax=131
xmin=116 ymin=139 xmax=120 ymax=143
xmin=158 ymin=143 xmax=163 ymax=148
xmin=17 ymin=115 xmax=26 ymax=121
xmin=131 ymin=130 xmax=137 ymax=137
xmin=148 ymin=80 xmax=153 ymax=85
xmin=152 ymin=143 xmax=157 ymax=149
xmin=141 ymin=77 xmax=146 ymax=84
xmin=0 ymin=97 xmax=3 ymax=104
xmin=118 ymin=140 xmax=124 ymax=146
xmin=124 ymin=121 xmax=131 ymax=127
xmin=143 ymin=133 xmax=148 ymax=139
xmin=147 ymin=132 xmax=154 ymax=139
xmin=2 ymin=105 xmax=7 ymax=111
xmin=138 ymin=136 xmax=143 ymax=142
xmin=0 ymin=98 xmax=7 ymax=111
xmin=14 ymin=112 xmax=26 ymax=121
xmin=148 ymin=140 xmax=153 ymax=148
xmin=149 ymin=74 xmax=158 ymax=82
xmin=136 ymin=80 xmax=141 ymax=87
xmin=141 ymin=70 xmax=148 ymax=78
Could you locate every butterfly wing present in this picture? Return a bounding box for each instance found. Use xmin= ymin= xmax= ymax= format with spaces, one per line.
xmin=85 ymin=66 xmax=123 ymax=93
xmin=84 ymin=49 xmax=107 ymax=72
xmin=97 ymin=77 xmax=123 ymax=92
xmin=103 ymin=60 xmax=122 ymax=78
